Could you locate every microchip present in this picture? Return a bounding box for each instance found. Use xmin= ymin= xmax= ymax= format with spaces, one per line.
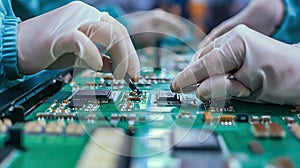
xmin=248 ymin=141 xmax=264 ymax=154
xmin=68 ymin=100 xmax=86 ymax=108
xmin=155 ymin=91 xmax=181 ymax=105
xmin=158 ymin=91 xmax=180 ymax=101
xmin=73 ymin=90 xmax=112 ymax=103
xmin=172 ymin=128 xmax=221 ymax=151
xmin=236 ymin=114 xmax=249 ymax=122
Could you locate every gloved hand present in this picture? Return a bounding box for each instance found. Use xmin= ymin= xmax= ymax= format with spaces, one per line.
xmin=129 ymin=9 xmax=188 ymax=48
xmin=198 ymin=0 xmax=284 ymax=49
xmin=17 ymin=1 xmax=140 ymax=81
xmin=170 ymin=25 xmax=300 ymax=105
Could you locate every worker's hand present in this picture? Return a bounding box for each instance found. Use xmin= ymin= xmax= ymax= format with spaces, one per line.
xmin=170 ymin=25 xmax=300 ymax=105
xmin=129 ymin=9 xmax=188 ymax=48
xmin=17 ymin=1 xmax=140 ymax=81
xmin=198 ymin=0 xmax=284 ymax=49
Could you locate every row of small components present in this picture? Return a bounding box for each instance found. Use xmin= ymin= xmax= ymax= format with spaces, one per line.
xmin=24 ymin=119 xmax=85 ymax=136
xmin=202 ymin=99 xmax=235 ymax=112
xmin=119 ymin=92 xmax=147 ymax=111
xmin=80 ymin=70 xmax=170 ymax=82
xmin=45 ymin=99 xmax=99 ymax=113
xmin=203 ymin=111 xmax=237 ymax=126
xmin=207 ymin=106 xmax=235 ymax=112
xmin=47 ymin=99 xmax=70 ymax=113
xmin=83 ymin=75 xmax=171 ymax=88
xmin=80 ymin=113 xmax=148 ymax=123
xmin=251 ymin=122 xmax=286 ymax=138
xmin=251 ymin=115 xmax=300 ymax=140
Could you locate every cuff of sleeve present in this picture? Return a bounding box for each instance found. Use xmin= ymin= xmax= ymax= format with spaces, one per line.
xmin=2 ymin=16 xmax=23 ymax=80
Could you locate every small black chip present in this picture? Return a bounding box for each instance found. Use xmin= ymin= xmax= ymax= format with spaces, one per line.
xmin=155 ymin=91 xmax=181 ymax=105
xmin=157 ymin=91 xmax=180 ymax=101
xmin=236 ymin=114 xmax=249 ymax=122
xmin=73 ymin=90 xmax=112 ymax=103
xmin=68 ymin=100 xmax=86 ymax=108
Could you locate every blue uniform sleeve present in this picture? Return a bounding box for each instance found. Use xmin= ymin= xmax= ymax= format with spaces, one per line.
xmin=0 ymin=0 xmax=23 ymax=86
xmin=272 ymin=0 xmax=300 ymax=44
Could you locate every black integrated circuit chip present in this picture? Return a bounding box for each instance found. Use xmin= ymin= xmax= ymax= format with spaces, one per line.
xmin=236 ymin=114 xmax=249 ymax=122
xmin=73 ymin=90 xmax=112 ymax=103
xmin=156 ymin=91 xmax=181 ymax=105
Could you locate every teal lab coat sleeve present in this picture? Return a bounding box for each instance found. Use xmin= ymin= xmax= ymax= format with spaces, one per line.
xmin=0 ymin=0 xmax=23 ymax=86
xmin=273 ymin=0 xmax=300 ymax=44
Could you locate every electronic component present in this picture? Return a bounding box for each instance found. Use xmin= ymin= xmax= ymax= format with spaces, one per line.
xmin=45 ymin=121 xmax=64 ymax=134
xmin=269 ymin=123 xmax=286 ymax=138
xmin=204 ymin=98 xmax=235 ymax=112
xmin=260 ymin=115 xmax=271 ymax=123
xmin=154 ymin=91 xmax=181 ymax=105
xmin=252 ymin=123 xmax=285 ymax=139
xmin=103 ymin=74 xmax=113 ymax=80
xmin=68 ymin=100 xmax=86 ymax=109
xmin=73 ymin=90 xmax=112 ymax=103
xmin=268 ymin=157 xmax=295 ymax=168
xmin=128 ymin=97 xmax=141 ymax=101
xmin=282 ymin=117 xmax=295 ymax=126
xmin=24 ymin=121 xmax=43 ymax=134
xmin=3 ymin=118 xmax=12 ymax=127
xmin=203 ymin=112 xmax=234 ymax=125
xmin=76 ymin=128 xmax=131 ymax=168
xmin=220 ymin=115 xmax=235 ymax=122
xmin=0 ymin=122 xmax=8 ymax=133
xmin=219 ymin=115 xmax=235 ymax=126
xmin=250 ymin=116 xmax=259 ymax=124
xmin=85 ymin=82 xmax=97 ymax=86
xmin=251 ymin=123 xmax=268 ymax=138
xmin=177 ymin=111 xmax=194 ymax=119
xmin=0 ymin=119 xmax=13 ymax=133
xmin=65 ymin=123 xmax=85 ymax=136
xmin=4 ymin=66 xmax=300 ymax=167
xmin=25 ymin=120 xmax=84 ymax=136
xmin=291 ymin=106 xmax=300 ymax=112
xmin=36 ymin=112 xmax=76 ymax=120
xmin=236 ymin=114 xmax=249 ymax=122
xmin=172 ymin=128 xmax=221 ymax=151
xmin=203 ymin=111 xmax=212 ymax=124
xmin=290 ymin=123 xmax=300 ymax=140
xmin=248 ymin=141 xmax=264 ymax=154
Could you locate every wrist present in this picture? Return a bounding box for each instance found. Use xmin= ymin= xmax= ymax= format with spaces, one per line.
xmin=2 ymin=16 xmax=23 ymax=80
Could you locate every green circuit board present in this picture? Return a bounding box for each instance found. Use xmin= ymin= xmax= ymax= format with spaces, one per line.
xmin=1 ymin=67 xmax=300 ymax=168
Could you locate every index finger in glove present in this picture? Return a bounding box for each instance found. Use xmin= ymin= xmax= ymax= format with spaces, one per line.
xmin=79 ymin=14 xmax=140 ymax=81
xmin=171 ymin=30 xmax=245 ymax=92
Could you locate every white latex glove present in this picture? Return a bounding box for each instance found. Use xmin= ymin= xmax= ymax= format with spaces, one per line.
xmin=170 ymin=25 xmax=300 ymax=105
xmin=198 ymin=0 xmax=284 ymax=49
xmin=17 ymin=1 xmax=140 ymax=81
xmin=129 ymin=9 xmax=188 ymax=47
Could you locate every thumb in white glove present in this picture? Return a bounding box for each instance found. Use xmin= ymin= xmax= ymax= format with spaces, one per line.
xmin=171 ymin=24 xmax=300 ymax=106
xmin=17 ymin=1 xmax=140 ymax=81
xmin=198 ymin=0 xmax=284 ymax=49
